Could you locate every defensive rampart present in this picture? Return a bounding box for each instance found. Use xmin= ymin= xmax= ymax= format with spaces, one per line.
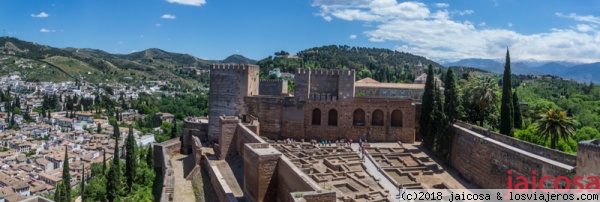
xmin=450 ymin=121 xmax=576 ymax=189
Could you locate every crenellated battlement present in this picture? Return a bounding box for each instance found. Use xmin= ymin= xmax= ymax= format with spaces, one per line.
xmin=296 ymin=68 xmax=311 ymax=75
xmin=211 ymin=63 xmax=259 ymax=71
xmin=259 ymin=79 xmax=285 ymax=83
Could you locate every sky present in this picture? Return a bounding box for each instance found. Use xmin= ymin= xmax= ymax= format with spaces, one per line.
xmin=1 ymin=0 xmax=600 ymax=63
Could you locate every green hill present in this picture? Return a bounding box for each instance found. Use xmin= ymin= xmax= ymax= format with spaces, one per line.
xmin=257 ymin=45 xmax=444 ymax=83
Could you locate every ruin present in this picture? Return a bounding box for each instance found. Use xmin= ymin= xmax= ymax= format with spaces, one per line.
xmin=162 ymin=64 xmax=600 ymax=202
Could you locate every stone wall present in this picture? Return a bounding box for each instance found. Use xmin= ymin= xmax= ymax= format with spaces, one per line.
xmin=218 ymin=116 xmax=241 ymax=160
xmin=244 ymin=96 xmax=285 ymax=139
xmin=242 ymin=143 xmax=281 ymax=202
xmin=576 ymin=139 xmax=600 ymax=185
xmin=455 ymin=121 xmax=577 ymax=165
xmin=259 ymin=79 xmax=288 ymax=96
xmin=153 ymin=139 xmax=181 ymax=202
xmin=450 ymin=123 xmax=576 ymax=189
xmin=181 ymin=117 xmax=207 ymax=154
xmin=302 ymin=97 xmax=415 ymax=143
xmin=200 ymin=154 xmax=239 ymax=202
xmin=208 ymin=64 xmax=259 ymax=141
xmin=277 ymin=156 xmax=334 ymax=202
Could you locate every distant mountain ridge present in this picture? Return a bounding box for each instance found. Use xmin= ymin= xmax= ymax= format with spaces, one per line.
xmin=0 ymin=37 xmax=256 ymax=87
xmin=443 ymin=58 xmax=598 ymax=83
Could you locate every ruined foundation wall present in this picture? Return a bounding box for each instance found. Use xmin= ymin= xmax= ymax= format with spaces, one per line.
xmin=277 ymin=156 xmax=329 ymax=202
xmin=450 ymin=123 xmax=576 ymax=189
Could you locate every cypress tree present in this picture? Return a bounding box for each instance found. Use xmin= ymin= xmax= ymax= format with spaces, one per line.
xmin=500 ymin=48 xmax=514 ymax=136
xmin=443 ymin=68 xmax=459 ymax=121
xmin=62 ymin=146 xmax=71 ymax=202
xmin=513 ymin=90 xmax=523 ymax=129
xmin=419 ymin=64 xmax=436 ymax=150
xmin=433 ymin=87 xmax=450 ymax=160
xmin=113 ymin=122 xmax=120 ymax=138
xmin=80 ymin=164 xmax=85 ymax=202
xmin=102 ymin=148 xmax=107 ymax=173
xmin=54 ymin=182 xmax=63 ymax=202
xmin=97 ymin=123 xmax=102 ymax=134
xmin=171 ymin=120 xmax=177 ymax=139
xmin=146 ymin=144 xmax=154 ymax=168
xmin=106 ymin=133 xmax=120 ymax=202
xmin=125 ymin=125 xmax=137 ymax=193
xmin=42 ymin=107 xmax=46 ymax=118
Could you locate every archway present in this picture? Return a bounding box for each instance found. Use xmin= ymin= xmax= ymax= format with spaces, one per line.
xmin=328 ymin=109 xmax=338 ymax=126
xmin=391 ymin=110 xmax=403 ymax=127
xmin=372 ymin=109 xmax=384 ymax=126
xmin=353 ymin=109 xmax=365 ymax=126
xmin=312 ymin=108 xmax=321 ymax=125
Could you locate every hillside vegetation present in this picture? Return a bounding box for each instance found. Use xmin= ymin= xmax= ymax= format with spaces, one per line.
xmin=257 ymin=45 xmax=444 ymax=83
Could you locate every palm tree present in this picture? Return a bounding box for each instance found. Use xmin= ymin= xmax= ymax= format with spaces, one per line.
xmin=536 ymin=108 xmax=575 ymax=149
xmin=467 ymin=76 xmax=498 ymax=126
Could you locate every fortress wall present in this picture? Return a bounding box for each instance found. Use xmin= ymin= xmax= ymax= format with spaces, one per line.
xmin=235 ymin=123 xmax=267 ymax=159
xmin=242 ymin=144 xmax=281 ymax=202
xmin=208 ymin=64 xmax=259 ymax=141
xmin=294 ymin=69 xmax=310 ymax=102
xmin=259 ymin=79 xmax=288 ymax=96
xmin=337 ymin=69 xmax=355 ymax=101
xmin=281 ymin=98 xmax=305 ymax=140
xmin=450 ymin=123 xmax=576 ymax=189
xmin=309 ymin=69 xmax=340 ymax=96
xmin=576 ymin=140 xmax=600 ymax=183
xmin=454 ymin=121 xmax=577 ymax=165
xmin=301 ymin=98 xmax=415 ymax=143
xmin=153 ymin=139 xmax=181 ymax=202
xmin=200 ymin=154 xmax=239 ymax=202
xmin=244 ymin=96 xmax=284 ymax=139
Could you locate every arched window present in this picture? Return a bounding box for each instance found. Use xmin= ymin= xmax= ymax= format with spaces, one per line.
xmin=328 ymin=109 xmax=338 ymax=126
xmin=391 ymin=110 xmax=403 ymax=127
xmin=372 ymin=109 xmax=384 ymax=126
xmin=353 ymin=109 xmax=365 ymax=126
xmin=312 ymin=109 xmax=321 ymax=125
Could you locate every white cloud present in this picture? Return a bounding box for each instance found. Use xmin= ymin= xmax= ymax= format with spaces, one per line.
xmin=556 ymin=13 xmax=600 ymax=24
xmin=508 ymin=22 xmax=513 ymax=27
xmin=117 ymin=41 xmax=123 ymax=44
xmin=40 ymin=28 xmax=51 ymax=33
xmin=156 ymin=23 xmax=162 ymax=27
xmin=456 ymin=10 xmax=474 ymax=16
xmin=434 ymin=3 xmax=448 ymax=8
xmin=31 ymin=12 xmax=49 ymax=18
xmin=166 ymin=0 xmax=206 ymax=6
xmin=349 ymin=34 xmax=357 ymax=39
xmin=313 ymin=1 xmax=600 ymax=63
xmin=161 ymin=14 xmax=176 ymax=19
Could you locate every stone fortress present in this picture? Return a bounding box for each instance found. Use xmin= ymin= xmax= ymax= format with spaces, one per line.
xmin=154 ymin=63 xmax=600 ymax=202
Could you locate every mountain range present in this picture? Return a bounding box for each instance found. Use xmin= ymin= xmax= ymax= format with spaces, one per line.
xmin=443 ymin=58 xmax=599 ymax=83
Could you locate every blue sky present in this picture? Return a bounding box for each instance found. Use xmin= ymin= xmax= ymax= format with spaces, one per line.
xmin=2 ymin=0 xmax=599 ymax=63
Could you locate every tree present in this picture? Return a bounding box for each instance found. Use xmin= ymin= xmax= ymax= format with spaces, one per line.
xmin=443 ymin=68 xmax=459 ymax=121
xmin=113 ymin=122 xmax=120 ymax=138
xmin=513 ymin=90 xmax=523 ymax=129
xmin=102 ymin=148 xmax=107 ymax=173
xmin=433 ymin=87 xmax=451 ymax=161
xmin=54 ymin=182 xmax=63 ymax=202
xmin=170 ymin=120 xmax=177 ymax=139
xmin=468 ymin=76 xmax=499 ymax=127
xmin=419 ymin=65 xmax=436 ymax=150
xmin=125 ymin=125 xmax=137 ymax=193
xmin=81 ymin=164 xmax=85 ymax=202
xmin=62 ymin=146 xmax=71 ymax=202
xmin=97 ymin=123 xmax=102 ymax=134
xmin=106 ymin=134 xmax=121 ymax=202
xmin=500 ymin=48 xmax=514 ymax=136
xmin=146 ymin=144 xmax=154 ymax=168
xmin=536 ymin=108 xmax=575 ymax=149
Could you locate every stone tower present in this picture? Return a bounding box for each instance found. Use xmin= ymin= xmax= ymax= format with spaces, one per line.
xmin=208 ymin=64 xmax=259 ymax=142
